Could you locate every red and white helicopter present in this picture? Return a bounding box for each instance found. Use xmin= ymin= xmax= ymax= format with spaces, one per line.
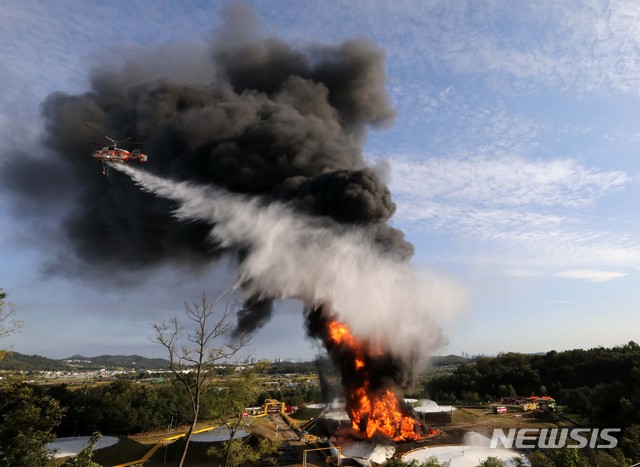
xmin=84 ymin=123 xmax=148 ymax=175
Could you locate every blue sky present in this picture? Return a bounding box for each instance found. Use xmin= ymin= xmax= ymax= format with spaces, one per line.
xmin=1 ymin=0 xmax=639 ymax=360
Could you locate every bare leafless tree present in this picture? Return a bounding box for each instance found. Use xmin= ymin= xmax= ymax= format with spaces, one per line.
xmin=0 ymin=289 xmax=23 ymax=361
xmin=152 ymin=292 xmax=249 ymax=467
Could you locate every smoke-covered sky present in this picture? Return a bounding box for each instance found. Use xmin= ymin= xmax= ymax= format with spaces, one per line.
xmin=1 ymin=0 xmax=640 ymax=359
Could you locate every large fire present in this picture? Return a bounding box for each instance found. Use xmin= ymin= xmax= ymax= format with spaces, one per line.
xmin=326 ymin=320 xmax=437 ymax=442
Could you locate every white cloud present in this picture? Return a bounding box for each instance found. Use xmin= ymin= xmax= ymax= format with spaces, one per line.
xmin=318 ymin=0 xmax=640 ymax=96
xmin=460 ymin=1 xmax=640 ymax=95
xmin=554 ymin=269 xmax=628 ymax=283
xmin=382 ymin=153 xmax=640 ymax=269
xmin=390 ymin=155 xmax=629 ymax=208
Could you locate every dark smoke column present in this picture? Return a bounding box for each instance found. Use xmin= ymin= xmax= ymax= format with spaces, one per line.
xmin=1 ymin=4 xmax=413 ymax=333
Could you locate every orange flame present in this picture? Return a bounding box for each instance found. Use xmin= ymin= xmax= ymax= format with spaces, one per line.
xmin=328 ymin=321 xmax=359 ymax=347
xmin=326 ymin=319 xmax=428 ymax=441
xmin=348 ymin=385 xmax=426 ymax=441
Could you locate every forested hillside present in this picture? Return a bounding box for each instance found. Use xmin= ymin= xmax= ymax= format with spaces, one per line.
xmin=425 ymin=341 xmax=640 ymax=428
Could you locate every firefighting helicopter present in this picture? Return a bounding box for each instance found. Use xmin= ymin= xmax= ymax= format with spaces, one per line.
xmin=83 ymin=123 xmax=148 ymax=175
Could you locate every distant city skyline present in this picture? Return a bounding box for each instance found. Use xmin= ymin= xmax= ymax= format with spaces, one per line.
xmin=2 ymin=1 xmax=640 ymax=360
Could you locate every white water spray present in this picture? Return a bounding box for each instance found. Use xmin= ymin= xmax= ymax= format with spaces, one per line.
xmin=112 ymin=164 xmax=465 ymax=364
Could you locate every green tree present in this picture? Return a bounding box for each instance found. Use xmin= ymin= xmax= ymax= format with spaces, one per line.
xmin=153 ymin=293 xmax=249 ymax=467
xmin=207 ymin=362 xmax=280 ymax=467
xmin=0 ymin=383 xmax=64 ymax=467
xmin=549 ymin=448 xmax=590 ymax=467
xmin=620 ymin=424 xmax=640 ymax=461
xmin=60 ymin=432 xmax=101 ymax=467
xmin=47 ymin=381 xmax=195 ymax=437
xmin=527 ymin=444 xmax=625 ymax=467
xmin=210 ymin=437 xmax=280 ymax=467
xmin=476 ymin=457 xmax=506 ymax=467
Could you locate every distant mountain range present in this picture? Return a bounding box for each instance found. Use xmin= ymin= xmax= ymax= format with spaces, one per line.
xmin=0 ymin=352 xmax=169 ymax=371
xmin=0 ymin=352 xmax=471 ymax=372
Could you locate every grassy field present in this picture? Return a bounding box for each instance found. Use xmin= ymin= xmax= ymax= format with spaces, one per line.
xmin=449 ymin=406 xmax=582 ymax=431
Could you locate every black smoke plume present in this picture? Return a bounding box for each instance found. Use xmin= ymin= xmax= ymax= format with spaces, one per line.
xmin=1 ymin=4 xmax=413 ymax=335
xmin=306 ymin=303 xmax=418 ymax=394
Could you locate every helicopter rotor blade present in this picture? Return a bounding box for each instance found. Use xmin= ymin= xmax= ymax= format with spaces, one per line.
xmin=83 ymin=123 xmax=119 ymax=145
xmin=83 ymin=122 xmax=147 ymax=146
xmin=82 ymin=122 xmax=106 ymax=136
